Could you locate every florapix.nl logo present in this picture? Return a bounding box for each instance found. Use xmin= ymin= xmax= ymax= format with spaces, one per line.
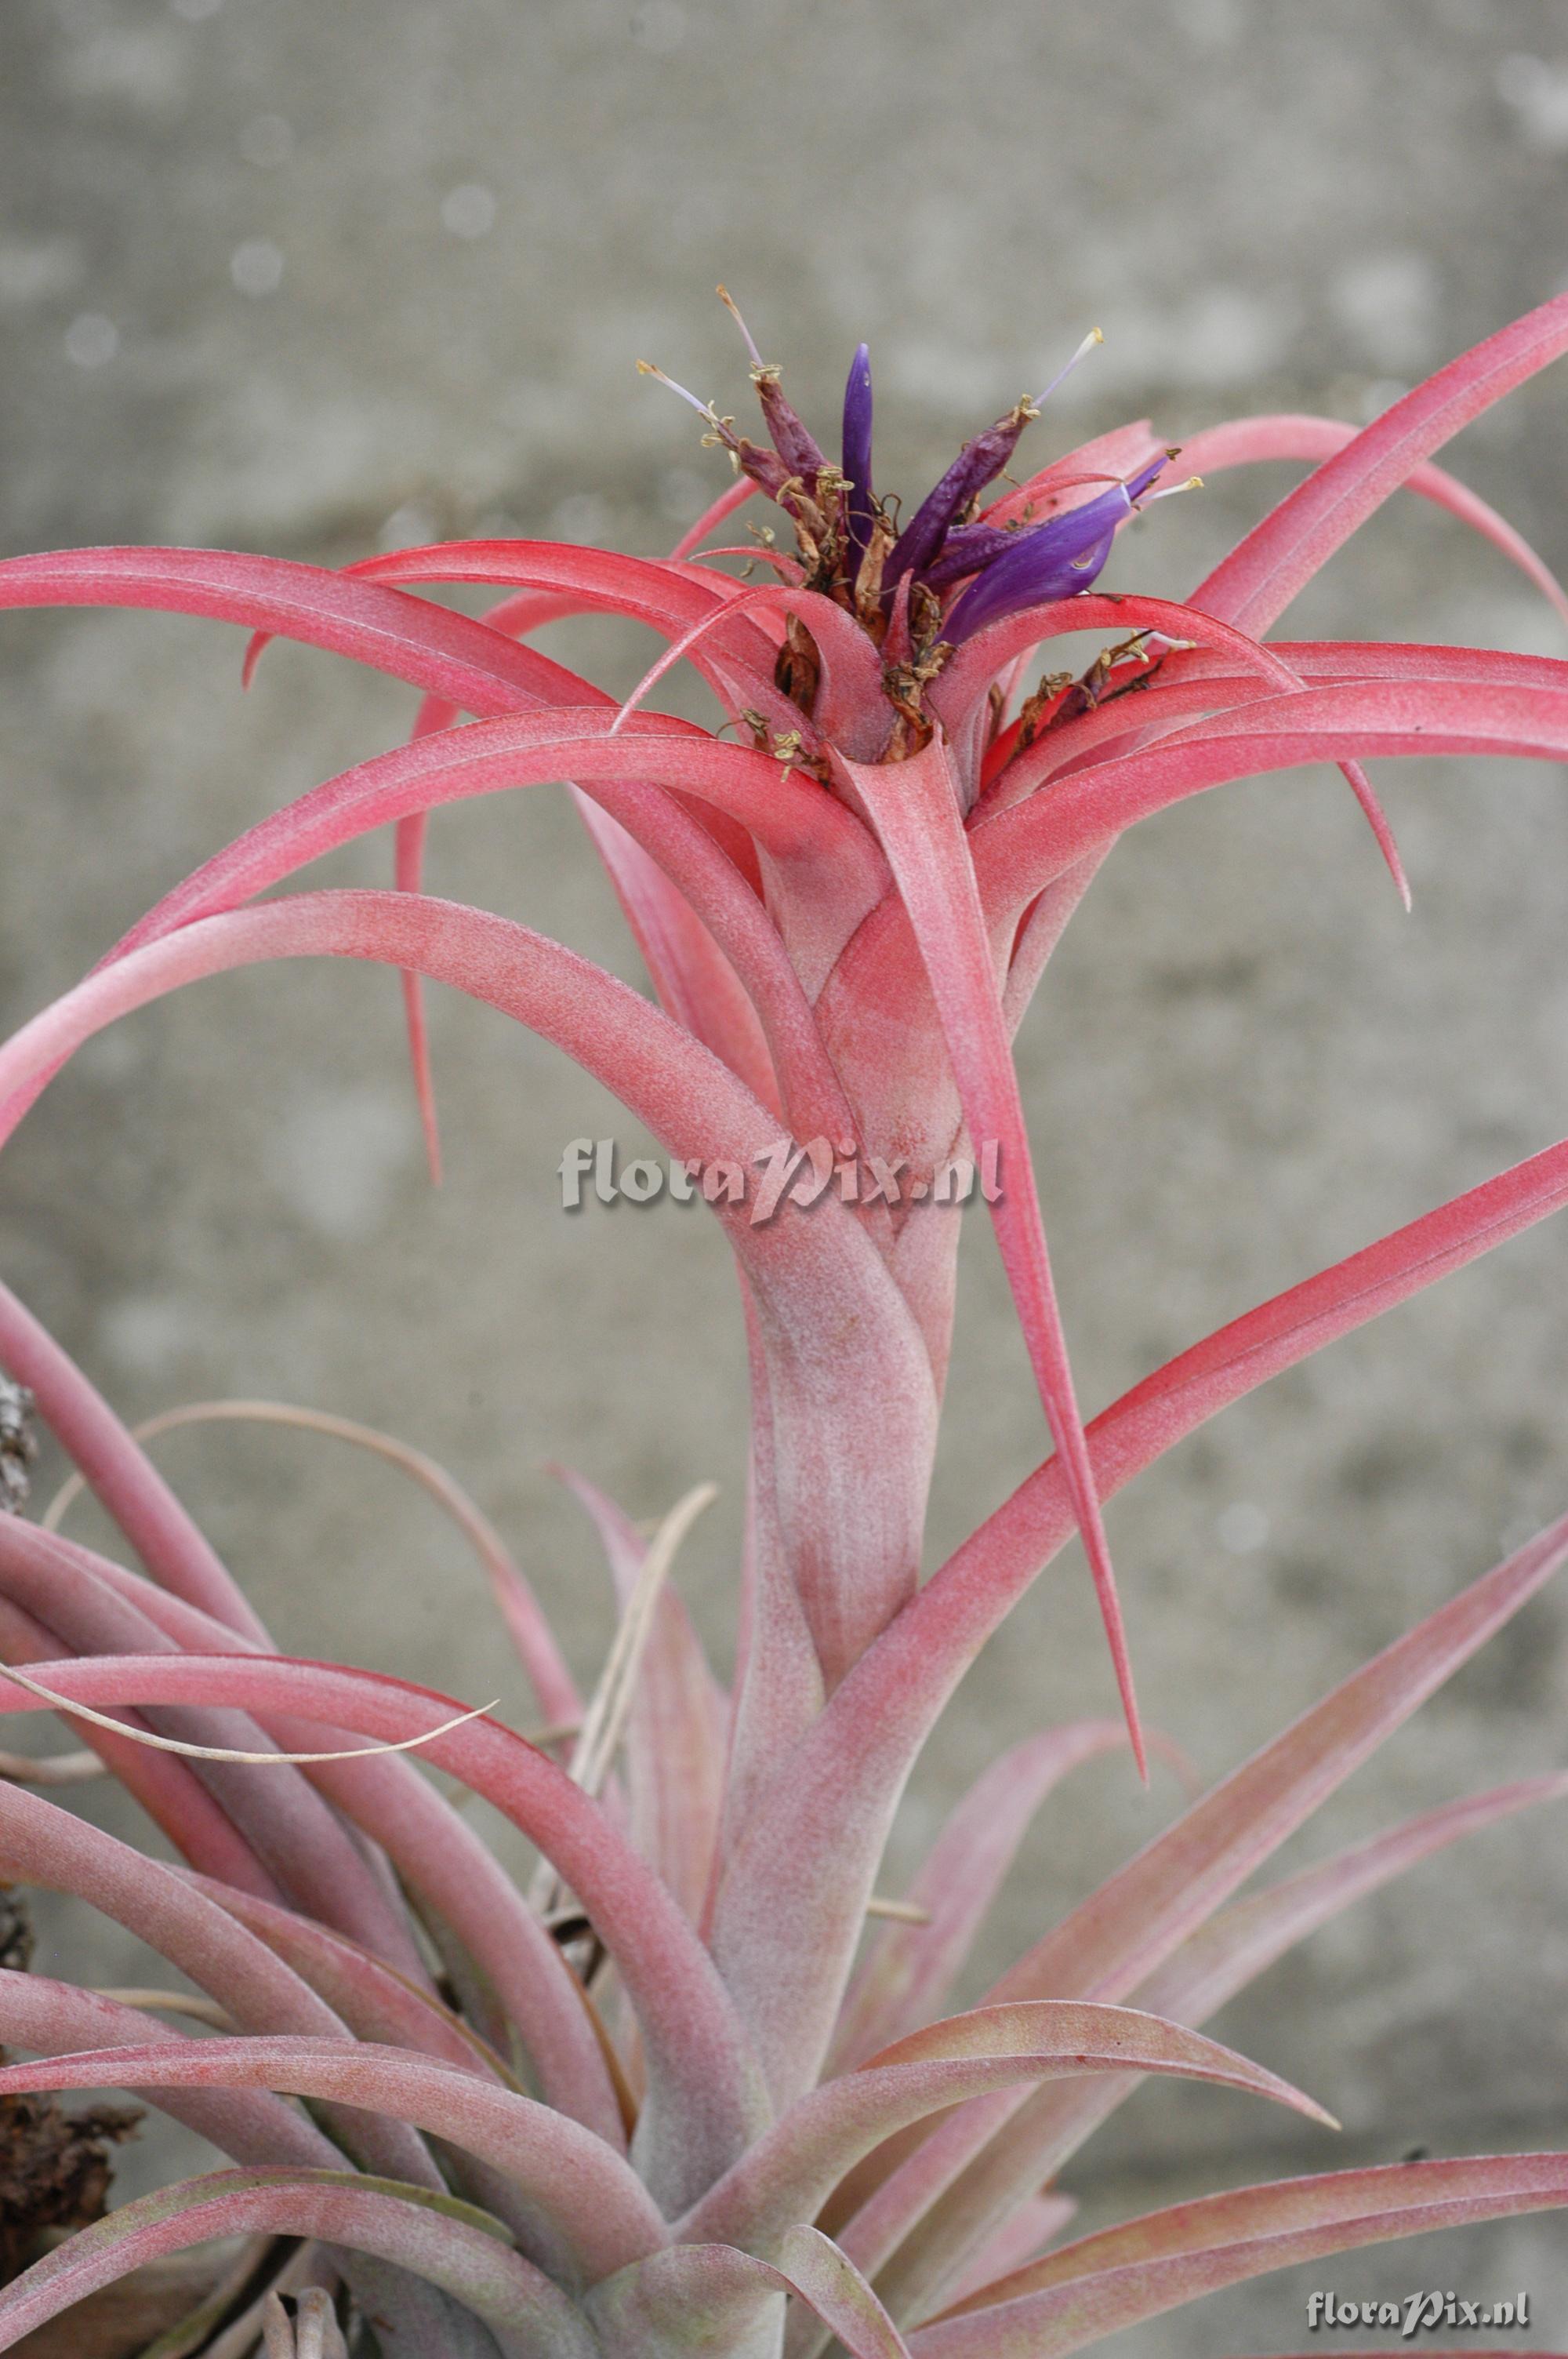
xmin=558 ymin=1136 xmax=1004 ymax=1224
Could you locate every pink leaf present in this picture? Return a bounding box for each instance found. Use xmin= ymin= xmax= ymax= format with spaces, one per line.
xmin=913 ymin=2154 xmax=1568 ymax=2356
xmin=915 ymin=1769 xmax=1568 ymax=2303
xmin=0 ymin=1278 xmax=270 ymax=1645
xmin=42 ymin=1489 xmax=621 ymax=2139
xmin=0 ymin=1777 xmax=442 ymax=2194
xmin=0 ymin=878 xmax=939 ymax=2140
xmin=0 ymin=1510 xmax=427 ymax=1977
xmin=328 ymin=539 xmax=802 ymax=736
xmin=1167 ymin=411 xmax=1568 ymax=631
xmin=555 ymin=1465 xmax=729 ymax=1924
xmin=389 ymin=562 xmax=811 ymax=1154
xmin=0 ymin=1638 xmax=770 ymax=2210
xmin=0 ymin=1970 xmax=339 ymax=2172
xmin=591 ymin=2226 xmax=911 ymax=2359
xmin=828 ymin=1722 xmax=1138 ymax=2072
xmin=180 ymin=1876 xmax=516 ymax=2083
xmin=713 ymin=1118 xmax=1568 ymax=2226
xmin=194 ymin=1747 xmax=626 ymax=2141
xmin=568 ymin=785 xmax=785 ymax=1118
xmin=1137 ymin=1768 xmax=1568 ymax=2033
xmin=389 ymin=587 xmax=601 ymax=1182
xmin=1 ymin=886 xmax=935 ymax=1730
xmin=972 ymin=676 xmax=1568 ymax=932
xmin=612 ymin=578 xmax=890 ymax=761
xmin=840 ymin=1514 xmax=1568 ymax=2319
xmin=0 ymin=1583 xmax=279 ymax=1899
xmin=1191 ymin=289 xmax=1568 ymax=634
xmin=843 ymin=736 xmax=1144 ymax=1775
xmin=3 ymin=1646 xmax=764 ymax=2209
xmin=0 ymin=2038 xmax=666 ymax=2288
xmin=0 ymin=546 xmax=579 ymax=716
xmin=106 ymin=707 xmax=886 ymax=1012
xmin=0 ymin=2167 xmax=595 ymax=2357
xmin=934 ymin=593 xmax=1406 ymax=900
xmin=681 ymin=2001 xmax=1330 ymax=2259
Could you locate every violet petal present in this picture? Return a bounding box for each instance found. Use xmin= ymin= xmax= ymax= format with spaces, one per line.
xmin=885 ymin=402 xmax=1034 ymax=592
xmin=920 ymin=519 xmax=1027 ymax=591
xmin=841 ymin=343 xmax=876 ymax=558
xmin=942 ymin=457 xmax=1171 ymax=641
xmin=941 ymin=482 xmax=1134 ymax=644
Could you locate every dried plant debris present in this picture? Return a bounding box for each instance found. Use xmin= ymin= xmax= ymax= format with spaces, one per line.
xmin=0 ymin=1885 xmax=34 ymax=1976
xmin=0 ymin=1376 xmax=36 ymax=1514
xmin=0 ymin=2084 xmax=141 ymax=2283
xmin=0 ymin=1886 xmax=141 ymax=2286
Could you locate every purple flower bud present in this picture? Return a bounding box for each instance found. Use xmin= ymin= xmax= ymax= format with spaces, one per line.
xmin=884 ymin=401 xmax=1036 ymax=594
xmin=841 ymin=343 xmax=876 ymax=558
xmin=942 ymin=460 xmax=1165 ymax=644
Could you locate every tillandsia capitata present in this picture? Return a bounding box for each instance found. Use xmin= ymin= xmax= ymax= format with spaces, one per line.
xmin=0 ymin=288 xmax=1565 ymax=2357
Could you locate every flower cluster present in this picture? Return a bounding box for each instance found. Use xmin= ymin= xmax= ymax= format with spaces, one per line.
xmin=642 ymin=301 xmax=1179 ymax=752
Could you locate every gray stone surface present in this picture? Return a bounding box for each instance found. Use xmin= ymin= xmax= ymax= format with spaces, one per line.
xmin=2 ymin=0 xmax=1568 ymax=2346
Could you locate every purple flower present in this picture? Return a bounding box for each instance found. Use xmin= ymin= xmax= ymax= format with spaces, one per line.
xmin=942 ymin=456 xmax=1169 ymax=644
xmin=647 ymin=305 xmax=1174 ymax=659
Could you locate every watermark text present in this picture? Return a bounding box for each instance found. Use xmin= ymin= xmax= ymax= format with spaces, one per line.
xmin=1307 ymin=2288 xmax=1530 ymax=2336
xmin=557 ymin=1137 xmax=1004 ymax=1222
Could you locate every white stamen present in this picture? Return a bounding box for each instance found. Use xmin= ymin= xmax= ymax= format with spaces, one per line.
xmin=637 ymin=358 xmax=717 ymax=420
xmin=1035 ymin=325 xmax=1104 ymax=410
xmin=716 ymin=283 xmax=767 ymax=370
xmin=1141 ymin=474 xmax=1205 ymax=503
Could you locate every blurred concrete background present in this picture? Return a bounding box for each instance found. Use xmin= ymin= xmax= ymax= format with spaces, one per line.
xmin=2 ymin=0 xmax=1568 ymax=2346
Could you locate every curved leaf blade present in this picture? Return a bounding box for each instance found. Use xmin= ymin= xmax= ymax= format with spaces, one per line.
xmin=682 ymin=2001 xmax=1332 ymax=2255
xmin=0 ymin=2039 xmax=664 ymax=2288
xmin=913 ymin=2155 xmax=1568 ymax=2357
xmin=0 ymin=2167 xmax=593 ymax=2358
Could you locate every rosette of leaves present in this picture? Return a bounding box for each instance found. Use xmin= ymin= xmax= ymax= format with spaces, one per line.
xmin=0 ymin=293 xmax=1566 ymax=2355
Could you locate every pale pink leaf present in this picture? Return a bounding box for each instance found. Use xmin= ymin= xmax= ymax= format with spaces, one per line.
xmin=841 ymin=1515 xmax=1568 ymax=2318
xmin=555 ymin=1466 xmax=728 ymax=1924
xmin=829 ymin=1723 xmax=1136 ymax=2072
xmin=841 ymin=736 xmax=1144 ymax=1772
xmin=591 ymin=2226 xmax=911 ymax=2359
xmin=0 ymin=2038 xmax=665 ymax=2288
xmin=681 ymin=2001 xmax=1332 ymax=2255
xmin=0 ymin=545 xmax=579 ymax=715
xmin=913 ymin=2154 xmax=1568 ymax=2356
xmin=0 ymin=1641 xmax=770 ymax=2212
xmin=0 ymin=1970 xmax=337 ymax=2172
xmin=0 ymin=2167 xmax=594 ymax=2357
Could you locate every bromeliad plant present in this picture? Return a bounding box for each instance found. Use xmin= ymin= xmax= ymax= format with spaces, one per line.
xmin=0 ymin=289 xmax=1566 ymax=2358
